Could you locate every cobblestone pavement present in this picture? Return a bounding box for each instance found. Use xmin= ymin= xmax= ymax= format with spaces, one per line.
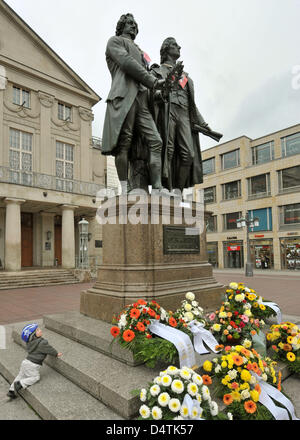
xmin=0 ymin=283 xmax=93 ymax=325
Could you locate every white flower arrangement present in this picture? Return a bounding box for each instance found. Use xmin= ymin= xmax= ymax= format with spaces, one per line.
xmin=174 ymin=292 xmax=206 ymax=326
xmin=137 ymin=366 xmax=219 ymax=420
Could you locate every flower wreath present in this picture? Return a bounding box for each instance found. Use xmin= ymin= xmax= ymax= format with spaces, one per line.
xmin=226 ymin=282 xmax=277 ymax=321
xmin=110 ymin=298 xmax=192 ymax=368
xmin=205 ymin=294 xmax=263 ymax=346
xmin=202 ymin=342 xmax=282 ymax=420
xmin=267 ymin=322 xmax=300 ymax=374
xmin=134 ymin=365 xmax=229 ymax=420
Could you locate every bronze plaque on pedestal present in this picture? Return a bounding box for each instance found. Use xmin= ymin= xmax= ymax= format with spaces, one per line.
xmin=163 ymin=225 xmax=200 ymax=254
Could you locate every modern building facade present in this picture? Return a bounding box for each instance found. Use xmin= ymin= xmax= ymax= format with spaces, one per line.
xmin=0 ymin=1 xmax=108 ymax=272
xmin=196 ymin=123 xmax=300 ymax=271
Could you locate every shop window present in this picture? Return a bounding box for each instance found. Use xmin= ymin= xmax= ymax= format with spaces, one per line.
xmin=248 ymin=208 xmax=272 ymax=231
xmin=248 ymin=173 xmax=271 ymax=199
xmin=280 ymin=204 xmax=300 ymax=226
xmin=223 ymin=241 xmax=244 ymax=268
xmin=203 ymin=157 xmax=215 ymax=175
xmin=204 ymin=186 xmax=216 ymax=204
xmin=223 ymin=212 xmax=242 ymax=230
xmin=252 ymin=141 xmax=274 ymax=165
xmin=206 ymin=215 xmax=217 ymax=233
xmin=222 ymin=180 xmax=241 ymax=200
xmin=280 ymin=237 xmax=300 ymax=270
xmin=281 ymin=132 xmax=300 ymax=157
xmin=250 ymin=239 xmax=273 ymax=269
xmin=221 ymin=149 xmax=240 ymax=170
xmin=278 ymin=166 xmax=300 ymax=193
xmin=13 ymin=86 xmax=30 ymax=108
xmin=9 ymin=128 xmax=33 ymax=185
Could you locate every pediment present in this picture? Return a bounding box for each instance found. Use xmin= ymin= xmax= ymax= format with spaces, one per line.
xmin=0 ymin=2 xmax=100 ymax=102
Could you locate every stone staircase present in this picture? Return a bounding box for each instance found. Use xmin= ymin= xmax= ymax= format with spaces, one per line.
xmin=0 ymin=269 xmax=80 ymax=290
xmin=0 ymin=311 xmax=299 ymax=420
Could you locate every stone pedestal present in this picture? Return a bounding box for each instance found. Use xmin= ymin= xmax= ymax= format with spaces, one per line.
xmin=80 ymin=195 xmax=225 ymax=322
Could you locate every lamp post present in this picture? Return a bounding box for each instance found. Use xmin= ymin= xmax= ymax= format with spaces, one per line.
xmin=237 ymin=212 xmax=259 ymax=277
xmin=78 ymin=218 xmax=89 ymax=269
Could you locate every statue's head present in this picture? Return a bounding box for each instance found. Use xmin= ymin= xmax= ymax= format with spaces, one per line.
xmin=160 ymin=37 xmax=181 ymax=63
xmin=116 ymin=13 xmax=139 ymax=40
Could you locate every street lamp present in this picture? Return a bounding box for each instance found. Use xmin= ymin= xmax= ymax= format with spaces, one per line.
xmin=78 ymin=218 xmax=89 ymax=269
xmin=236 ymin=212 xmax=259 ymax=277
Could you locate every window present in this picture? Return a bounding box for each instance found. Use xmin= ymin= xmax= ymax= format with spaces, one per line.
xmin=207 ymin=215 xmax=217 ymax=232
xmin=203 ymin=157 xmax=215 ymax=175
xmin=278 ymin=166 xmax=300 ymax=193
xmin=223 ymin=212 xmax=242 ymax=230
xmin=9 ymin=128 xmax=32 ymax=185
xmin=56 ymin=141 xmax=74 ymax=192
xmin=248 ymin=173 xmax=271 ymax=198
xmin=280 ymin=204 xmax=300 ymax=226
xmin=222 ymin=180 xmax=241 ymax=200
xmin=204 ymin=186 xmax=216 ymax=204
xmin=281 ymin=132 xmax=300 ymax=157
xmin=221 ymin=149 xmax=240 ymax=170
xmin=13 ymin=86 xmax=30 ymax=108
xmin=252 ymin=141 xmax=274 ymax=165
xmin=58 ymin=102 xmax=72 ymax=121
xmin=248 ymin=208 xmax=272 ymax=231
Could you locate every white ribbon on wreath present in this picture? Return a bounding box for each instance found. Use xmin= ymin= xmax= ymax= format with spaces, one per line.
xmin=257 ymin=296 xmax=282 ymax=324
xmin=148 ymin=321 xmax=196 ymax=368
xmin=253 ymin=373 xmax=299 ymax=420
xmin=188 ymin=320 xmax=222 ymax=355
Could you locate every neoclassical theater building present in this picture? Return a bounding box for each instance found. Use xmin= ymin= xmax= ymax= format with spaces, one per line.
xmin=0 ymin=1 xmax=108 ymax=272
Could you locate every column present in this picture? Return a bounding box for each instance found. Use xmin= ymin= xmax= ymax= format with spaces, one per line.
xmin=41 ymin=212 xmax=55 ymax=267
xmin=61 ymin=205 xmax=78 ymax=269
xmin=4 ymin=198 xmax=25 ymax=271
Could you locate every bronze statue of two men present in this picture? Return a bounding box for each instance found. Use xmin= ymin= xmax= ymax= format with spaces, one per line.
xmin=101 ymin=13 xmax=222 ymax=194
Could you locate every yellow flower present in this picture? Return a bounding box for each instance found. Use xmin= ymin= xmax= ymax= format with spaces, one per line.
xmin=250 ymin=390 xmax=259 ymax=402
xmin=221 ymin=361 xmax=227 ymax=369
xmin=231 ymin=391 xmax=241 ymax=402
xmin=266 ymin=333 xmax=273 ymax=341
xmin=287 ymin=336 xmax=294 ymax=344
xmin=225 ymin=375 xmax=232 ymax=382
xmin=244 ymin=309 xmax=252 ymax=317
xmin=240 ymin=382 xmax=250 ymax=390
xmin=253 ymin=302 xmax=259 ymax=308
xmin=240 ymin=369 xmax=252 ymax=382
xmin=203 ymin=360 xmax=213 ymax=372
xmin=287 ymin=352 xmax=296 ymax=362
xmin=229 ymin=282 xmax=238 ymax=290
xmin=259 ymin=304 xmax=266 ymax=311
xmin=222 ymin=378 xmax=228 ymax=386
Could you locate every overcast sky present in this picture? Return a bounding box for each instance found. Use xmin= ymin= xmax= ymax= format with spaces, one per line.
xmin=5 ymin=0 xmax=300 ymax=149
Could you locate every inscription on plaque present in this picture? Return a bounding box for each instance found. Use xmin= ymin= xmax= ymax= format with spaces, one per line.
xmin=163 ymin=225 xmax=200 ymax=254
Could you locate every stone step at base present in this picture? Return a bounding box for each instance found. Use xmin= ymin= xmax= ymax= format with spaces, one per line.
xmin=43 ymin=311 xmax=143 ymax=367
xmin=0 ymin=333 xmax=123 ymax=420
xmin=0 ymin=281 xmax=79 ymax=290
xmin=12 ymin=323 xmax=162 ymax=419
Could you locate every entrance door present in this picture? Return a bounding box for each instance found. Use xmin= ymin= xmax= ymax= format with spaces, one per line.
xmin=54 ymin=225 xmax=62 ymax=266
xmin=21 ymin=213 xmax=33 ymax=267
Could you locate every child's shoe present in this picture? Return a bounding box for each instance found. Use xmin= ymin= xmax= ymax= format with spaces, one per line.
xmin=7 ymin=390 xmax=17 ymax=399
xmin=14 ymin=381 xmax=22 ymax=393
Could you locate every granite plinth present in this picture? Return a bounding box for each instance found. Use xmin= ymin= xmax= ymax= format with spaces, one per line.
xmin=80 ymin=196 xmax=225 ymax=323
